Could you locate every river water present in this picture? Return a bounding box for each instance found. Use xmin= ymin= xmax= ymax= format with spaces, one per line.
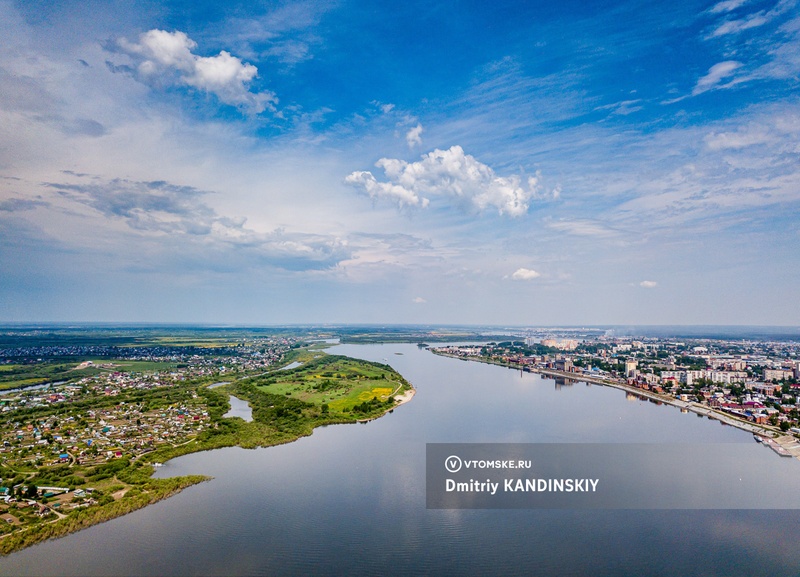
xmin=2 ymin=343 xmax=800 ymax=575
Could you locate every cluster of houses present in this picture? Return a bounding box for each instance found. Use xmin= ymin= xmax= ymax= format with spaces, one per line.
xmin=1 ymin=395 xmax=211 ymax=468
xmin=0 ymin=485 xmax=101 ymax=528
xmin=0 ymin=336 xmax=300 ymax=533
xmin=0 ymin=337 xmax=298 ymax=473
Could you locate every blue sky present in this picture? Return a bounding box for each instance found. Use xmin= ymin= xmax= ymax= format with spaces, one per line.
xmin=1 ymin=0 xmax=798 ymax=325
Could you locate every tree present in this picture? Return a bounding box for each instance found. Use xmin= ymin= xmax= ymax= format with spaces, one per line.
xmin=780 ymin=421 xmax=791 ymax=432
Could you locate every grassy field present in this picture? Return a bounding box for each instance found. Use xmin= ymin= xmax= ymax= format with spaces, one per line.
xmin=250 ymin=355 xmax=408 ymax=412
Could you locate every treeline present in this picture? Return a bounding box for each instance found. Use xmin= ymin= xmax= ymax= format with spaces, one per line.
xmin=28 ymin=465 xmax=83 ymax=488
xmin=488 ymin=342 xmax=560 ymax=356
xmin=350 ymin=396 xmax=393 ymax=415
xmin=266 ymin=354 xmax=396 ymax=379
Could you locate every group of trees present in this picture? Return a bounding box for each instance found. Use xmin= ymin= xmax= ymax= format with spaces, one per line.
xmin=350 ymin=396 xmax=393 ymax=415
xmin=485 ymin=342 xmax=560 ymax=357
xmin=231 ymin=381 xmax=314 ymax=433
xmin=29 ymin=464 xmax=82 ymax=488
xmin=312 ymin=379 xmax=344 ymax=392
xmin=0 ymin=483 xmax=39 ymax=499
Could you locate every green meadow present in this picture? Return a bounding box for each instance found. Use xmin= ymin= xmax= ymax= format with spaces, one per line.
xmin=247 ymin=354 xmax=411 ymax=413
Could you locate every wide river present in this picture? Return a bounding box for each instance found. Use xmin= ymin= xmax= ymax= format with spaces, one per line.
xmin=3 ymin=343 xmax=800 ymax=575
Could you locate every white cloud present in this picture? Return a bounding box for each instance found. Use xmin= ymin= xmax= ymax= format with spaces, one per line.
xmin=709 ymin=0 xmax=795 ymax=36
xmin=344 ymin=171 xmax=430 ymax=208
xmin=704 ymin=125 xmax=774 ymax=150
xmin=749 ymin=16 xmax=800 ymax=81
xmin=710 ymin=0 xmax=751 ymax=13
xmin=594 ymin=99 xmax=643 ymax=116
xmin=406 ymin=123 xmax=423 ymax=148
xmin=372 ymin=101 xmax=395 ymax=114
xmin=412 ymin=296 xmax=427 ymax=303
xmin=511 ymin=268 xmax=541 ymax=281
xmin=546 ymin=218 xmax=619 ymax=238
xmin=605 ymin=104 xmax=800 ymax=228
xmin=710 ymin=13 xmax=768 ymax=36
xmin=345 ymin=145 xmax=546 ymax=217
xmin=115 ymin=29 xmax=276 ymax=113
xmin=640 ymin=280 xmax=658 ymax=288
xmin=692 ymin=61 xmax=742 ymax=95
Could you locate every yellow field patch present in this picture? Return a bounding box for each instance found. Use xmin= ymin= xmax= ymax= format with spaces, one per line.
xmin=356 ymin=387 xmax=393 ymax=400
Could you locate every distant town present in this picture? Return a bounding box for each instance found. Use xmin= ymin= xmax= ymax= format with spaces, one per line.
xmin=432 ymin=332 xmax=800 ymax=454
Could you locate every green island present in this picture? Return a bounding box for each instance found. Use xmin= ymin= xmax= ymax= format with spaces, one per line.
xmin=0 ymin=331 xmax=414 ymax=556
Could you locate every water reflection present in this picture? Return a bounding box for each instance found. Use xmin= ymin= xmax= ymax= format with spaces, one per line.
xmin=223 ymin=395 xmax=253 ymax=422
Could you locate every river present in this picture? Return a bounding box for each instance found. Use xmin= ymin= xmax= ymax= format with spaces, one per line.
xmin=2 ymin=343 xmax=800 ymax=575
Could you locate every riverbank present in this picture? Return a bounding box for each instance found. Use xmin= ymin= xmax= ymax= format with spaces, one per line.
xmin=394 ymin=387 xmax=416 ymax=406
xmin=430 ymin=350 xmax=783 ymax=443
xmin=0 ymin=475 xmax=208 ymax=556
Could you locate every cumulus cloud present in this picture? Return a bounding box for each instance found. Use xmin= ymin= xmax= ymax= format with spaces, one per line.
xmin=113 ymin=29 xmax=276 ymax=113
xmin=406 ymin=123 xmax=423 ymax=148
xmin=511 ymin=268 xmax=541 ymax=280
xmin=344 ymin=170 xmax=430 ymax=208
xmin=692 ymin=61 xmax=742 ymax=95
xmin=371 ymin=101 xmax=395 ymax=114
xmin=412 ymin=296 xmax=427 ymax=303
xmin=640 ymin=280 xmax=658 ymax=288
xmin=345 ymin=145 xmax=549 ymax=217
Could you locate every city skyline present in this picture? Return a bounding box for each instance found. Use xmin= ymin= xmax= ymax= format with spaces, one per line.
xmin=1 ymin=0 xmax=798 ymax=325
